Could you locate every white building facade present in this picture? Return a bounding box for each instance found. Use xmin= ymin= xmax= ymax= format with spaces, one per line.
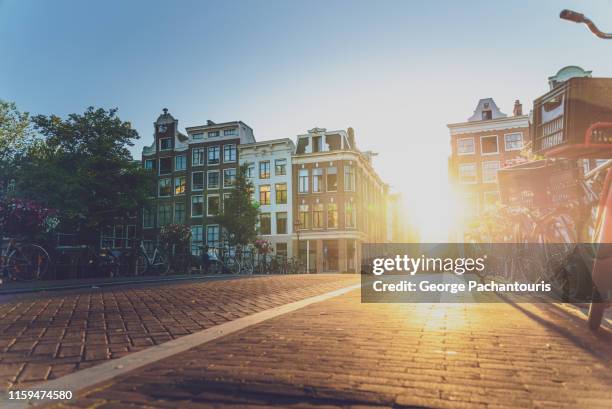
xmin=239 ymin=138 xmax=295 ymax=258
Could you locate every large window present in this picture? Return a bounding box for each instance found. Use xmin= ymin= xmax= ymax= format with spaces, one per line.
xmin=191 ymin=196 xmax=204 ymax=217
xmin=327 ymin=203 xmax=338 ymax=228
xmin=206 ymin=225 xmax=219 ymax=248
xmin=192 ymin=133 xmax=204 ymax=141
xmin=208 ymin=146 xmax=220 ymax=165
xmin=482 ymin=161 xmax=500 ymax=183
xmin=481 ymin=135 xmax=499 ymax=155
xmin=313 ymin=168 xmax=323 ymax=193
xmin=223 ymin=144 xmax=237 ymax=163
xmin=175 ymin=155 xmax=186 ymax=171
xmin=276 ymin=212 xmax=287 ymax=234
xmin=158 ymin=178 xmax=172 ymax=197
xmin=246 ymin=163 xmax=255 ymax=178
xmin=174 ymin=176 xmax=186 ymax=195
xmin=504 ymin=133 xmax=523 ymax=151
xmin=223 ymin=168 xmax=236 ymax=188
xmin=191 ymin=225 xmax=203 ymax=255
xmin=313 ymin=203 xmax=324 ymax=228
xmin=192 ymin=148 xmax=205 ymax=166
xmin=159 ymin=157 xmax=172 ymax=175
xmin=259 ymin=185 xmax=271 ymax=205
xmin=344 ymin=165 xmax=355 ymax=191
xmin=458 ymin=163 xmax=477 ymax=184
xmin=158 ymin=204 xmax=172 ymax=226
xmin=159 ymin=138 xmax=172 ymax=151
xmin=457 ymin=138 xmax=475 ymax=155
xmin=299 ymin=204 xmax=310 ymax=229
xmin=192 ymin=172 xmax=204 ymax=191
xmin=223 ymin=128 xmax=237 ymax=136
xmin=144 ymin=159 xmax=155 ymax=170
xmin=208 ymin=131 xmax=220 ymax=138
xmin=298 ymin=169 xmax=309 ymax=193
xmin=275 ymin=183 xmax=287 ymax=204
xmin=207 ymin=171 xmax=220 ymax=189
xmin=345 ymin=202 xmax=356 ymax=228
xmin=174 ymin=202 xmax=185 ymax=224
xmin=143 ymin=208 xmax=154 ymax=229
xmin=260 ymin=213 xmax=271 ymax=235
xmin=207 ymin=195 xmax=220 ymax=216
xmin=327 ymin=167 xmax=338 ymax=192
xmin=275 ymin=159 xmax=287 ymax=176
xmin=259 ymin=161 xmax=270 ymax=179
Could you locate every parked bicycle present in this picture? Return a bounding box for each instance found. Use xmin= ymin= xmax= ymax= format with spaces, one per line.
xmin=135 ymin=240 xmax=170 ymax=275
xmin=0 ymin=237 xmax=51 ymax=282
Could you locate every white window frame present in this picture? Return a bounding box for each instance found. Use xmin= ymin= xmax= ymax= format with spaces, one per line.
xmin=223 ymin=168 xmax=236 ymax=188
xmin=192 ymin=132 xmax=204 ymax=141
xmin=158 ymin=178 xmax=172 ymax=197
xmin=207 ymin=146 xmax=220 ymax=166
xmin=223 ymin=128 xmax=237 ymax=136
xmin=159 ymin=137 xmax=172 ymax=151
xmin=192 ymin=148 xmax=205 ymax=167
xmin=504 ymin=132 xmax=523 ymax=151
xmin=175 ymin=155 xmax=187 ymax=171
xmin=223 ymin=144 xmax=237 ymax=163
xmin=480 ymin=135 xmax=499 ymax=156
xmin=208 ymin=130 xmax=220 ymax=138
xmin=192 ymin=171 xmax=204 ymax=191
xmin=191 ymin=195 xmax=204 ymax=218
xmin=174 ymin=176 xmax=186 ymax=195
xmin=458 ymin=163 xmax=478 ymax=184
xmin=482 ymin=160 xmax=500 ymax=183
xmin=298 ymin=169 xmax=309 ymax=193
xmin=457 ymin=137 xmax=475 ymax=155
xmin=206 ymin=224 xmax=220 ymax=246
xmin=207 ymin=170 xmax=220 ymax=189
xmin=275 ymin=159 xmax=287 ymax=176
xmin=207 ymin=194 xmax=221 ymax=217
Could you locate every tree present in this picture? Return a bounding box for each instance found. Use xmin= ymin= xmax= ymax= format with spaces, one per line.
xmin=214 ymin=163 xmax=259 ymax=247
xmin=0 ymin=100 xmax=36 ymax=192
xmin=15 ymin=107 xmax=155 ymax=241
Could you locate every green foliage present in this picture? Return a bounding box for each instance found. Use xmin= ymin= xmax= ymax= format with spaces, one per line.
xmin=0 ymin=100 xmax=36 ymax=187
xmin=14 ymin=107 xmax=155 ymax=236
xmin=214 ymin=163 xmax=259 ymax=247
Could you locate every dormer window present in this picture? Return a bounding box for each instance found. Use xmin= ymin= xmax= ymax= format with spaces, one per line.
xmin=208 ymin=131 xmax=220 ymax=138
xmin=192 ymin=133 xmax=204 ymax=140
xmin=223 ymin=129 xmax=237 ymax=136
xmin=481 ymin=110 xmax=492 ymax=121
xmin=159 ymin=138 xmax=172 ymax=151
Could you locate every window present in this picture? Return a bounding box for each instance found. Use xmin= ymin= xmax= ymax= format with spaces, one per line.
xmin=175 ymin=155 xmax=186 ymax=171
xmin=192 ymin=172 xmax=204 ymax=191
xmin=159 ymin=178 xmax=172 ymax=197
xmin=192 ymin=148 xmax=205 ymax=166
xmin=191 ymin=225 xmax=203 ymax=255
xmin=327 ymin=203 xmax=338 ymax=228
xmin=276 ymin=242 xmax=287 ymax=257
xmin=208 ymin=130 xmax=220 ymax=138
xmin=158 ymin=204 xmax=172 ymax=227
xmin=482 ymin=110 xmax=492 ymax=121
xmin=174 ymin=176 xmax=186 ymax=195
xmin=299 ymin=204 xmax=310 ymax=229
xmin=275 ymin=159 xmax=287 ymax=176
xmin=143 ymin=208 xmax=154 ymax=229
xmin=276 ymin=212 xmax=287 ymax=234
xmin=144 ymin=159 xmax=155 ymax=170
xmin=223 ymin=128 xmax=237 ymax=136
xmin=313 ymin=203 xmax=324 ymax=228
xmin=259 ymin=161 xmax=270 ymax=179
xmin=457 ymin=138 xmax=475 ymax=155
xmin=191 ymin=196 xmax=204 ymax=217
xmin=344 ymin=165 xmax=355 ymax=191
xmin=207 ymin=195 xmax=220 ymax=216
xmin=174 ymin=202 xmax=185 ymax=224
xmin=223 ymin=168 xmax=236 ymax=188
xmin=159 ymin=157 xmax=172 ymax=175
xmin=312 ymin=136 xmax=322 ymax=152
xmin=206 ymin=225 xmax=219 ymax=248
xmin=313 ymin=168 xmax=323 ymax=192
xmin=298 ymin=169 xmax=309 ymax=193
xmin=208 ymin=146 xmax=220 ymax=165
xmin=260 ymin=213 xmax=271 ymax=235
xmin=207 ymin=171 xmax=220 ymax=189
xmin=482 ymin=161 xmax=500 ymax=183
xmin=275 ymin=183 xmax=287 ymax=204
xmin=159 ymin=138 xmax=172 ymax=151
xmin=259 ymin=185 xmax=271 ymax=205
xmin=327 ymin=167 xmax=337 ymax=192
xmin=504 ymin=133 xmax=523 ymax=151
xmin=192 ymin=133 xmax=204 ymax=140
xmin=246 ymin=163 xmax=255 ymax=178
xmin=345 ymin=202 xmax=356 ymax=228
xmin=223 ymin=144 xmax=237 ymax=162
xmin=458 ymin=163 xmax=477 ymax=184
xmin=481 ymin=135 xmax=498 ymax=155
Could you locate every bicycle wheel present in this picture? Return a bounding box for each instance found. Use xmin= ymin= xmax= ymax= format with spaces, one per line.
xmin=153 ymin=252 xmax=170 ymax=275
xmin=7 ymin=244 xmax=50 ymax=281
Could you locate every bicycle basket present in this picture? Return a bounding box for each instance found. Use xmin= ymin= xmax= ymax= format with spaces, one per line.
xmin=497 ymin=159 xmax=583 ymax=209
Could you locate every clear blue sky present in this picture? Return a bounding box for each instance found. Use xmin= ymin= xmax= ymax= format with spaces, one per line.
xmin=2 ymin=0 xmax=612 ymax=236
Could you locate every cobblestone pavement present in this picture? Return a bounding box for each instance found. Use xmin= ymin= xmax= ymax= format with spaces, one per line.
xmin=0 ymin=274 xmax=358 ymax=391
xmin=48 ymin=289 xmax=612 ymax=409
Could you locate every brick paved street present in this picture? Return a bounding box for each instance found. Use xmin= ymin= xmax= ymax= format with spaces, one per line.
xmin=0 ymin=275 xmax=357 ymax=391
xmin=39 ymin=285 xmax=612 ymax=409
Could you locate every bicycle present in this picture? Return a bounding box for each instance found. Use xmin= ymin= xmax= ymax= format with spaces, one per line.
xmin=135 ymin=241 xmax=170 ymax=275
xmin=0 ymin=237 xmax=51 ymax=282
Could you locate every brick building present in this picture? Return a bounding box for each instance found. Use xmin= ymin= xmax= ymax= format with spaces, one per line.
xmin=447 ymin=98 xmax=529 ymax=219
xmin=292 ymin=127 xmax=388 ymax=273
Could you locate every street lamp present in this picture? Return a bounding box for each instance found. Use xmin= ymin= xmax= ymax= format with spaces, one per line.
xmin=560 ymin=9 xmax=612 ymax=39
xmin=293 ymin=220 xmax=302 ymax=264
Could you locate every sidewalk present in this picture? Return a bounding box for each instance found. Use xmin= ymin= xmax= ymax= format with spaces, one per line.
xmin=44 ymin=289 xmax=612 ymax=408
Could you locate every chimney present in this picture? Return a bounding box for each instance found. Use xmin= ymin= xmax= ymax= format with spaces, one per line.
xmin=513 ymin=100 xmax=523 ymax=116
